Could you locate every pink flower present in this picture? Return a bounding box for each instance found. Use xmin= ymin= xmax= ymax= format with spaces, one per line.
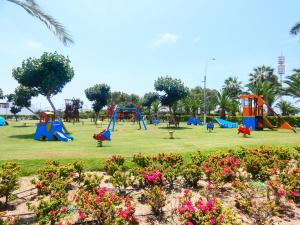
xmin=219 ymin=214 xmax=225 ymax=221
xmin=60 ymin=207 xmax=67 ymax=213
xmin=78 ymin=210 xmax=87 ymax=221
xmin=210 ymin=217 xmax=216 ymax=225
xmin=290 ymin=190 xmax=298 ymax=197
xmin=277 ymin=189 xmax=286 ymax=197
xmin=207 ymin=182 xmax=214 ymax=190
xmin=92 ymin=186 xmax=98 ymax=192
xmin=187 ymin=222 xmax=193 ymax=225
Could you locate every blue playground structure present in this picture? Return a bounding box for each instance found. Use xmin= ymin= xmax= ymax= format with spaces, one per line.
xmin=107 ymin=106 xmax=147 ymax=132
xmin=187 ymin=116 xmax=203 ymax=126
xmin=34 ymin=112 xmax=74 ymax=142
xmin=0 ymin=116 xmax=7 ymax=126
xmin=215 ymin=118 xmax=238 ymax=128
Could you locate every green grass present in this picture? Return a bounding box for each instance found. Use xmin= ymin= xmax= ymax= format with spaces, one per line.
xmin=0 ymin=120 xmax=299 ymax=175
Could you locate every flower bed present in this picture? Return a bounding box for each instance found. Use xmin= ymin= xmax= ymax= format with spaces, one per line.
xmin=0 ymin=146 xmax=299 ymax=225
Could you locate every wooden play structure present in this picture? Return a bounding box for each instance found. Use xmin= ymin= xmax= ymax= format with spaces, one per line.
xmin=240 ymin=94 xmax=296 ymax=133
xmin=64 ymin=98 xmax=83 ymax=123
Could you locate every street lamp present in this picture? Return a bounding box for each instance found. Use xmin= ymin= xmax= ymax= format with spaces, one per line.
xmin=203 ymin=58 xmax=216 ymax=125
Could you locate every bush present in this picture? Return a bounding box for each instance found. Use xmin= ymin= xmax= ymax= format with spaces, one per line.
xmin=0 ymin=162 xmax=20 ymax=207
xmin=177 ymin=189 xmax=241 ymax=225
xmin=74 ymin=187 xmax=138 ymax=224
xmin=182 ymin=164 xmax=202 ymax=187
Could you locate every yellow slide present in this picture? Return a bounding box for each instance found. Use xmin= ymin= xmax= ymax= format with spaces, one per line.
xmin=263 ymin=116 xmax=276 ymax=130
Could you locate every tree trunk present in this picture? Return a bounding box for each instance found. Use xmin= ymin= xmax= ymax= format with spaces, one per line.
xmin=26 ymin=107 xmax=40 ymax=120
xmin=46 ymin=95 xmax=69 ymax=133
xmin=95 ymin=112 xmax=99 ymax=125
xmin=220 ymin=108 xmax=226 ymax=119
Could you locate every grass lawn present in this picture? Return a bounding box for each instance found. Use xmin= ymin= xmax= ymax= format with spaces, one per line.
xmin=0 ymin=119 xmax=299 ymax=175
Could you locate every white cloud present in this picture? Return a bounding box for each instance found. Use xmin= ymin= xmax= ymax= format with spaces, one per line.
xmin=153 ymin=33 xmax=179 ymax=47
xmin=25 ymin=40 xmax=43 ymax=49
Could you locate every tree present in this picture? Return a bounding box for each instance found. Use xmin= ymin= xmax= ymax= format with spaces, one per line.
xmin=7 ymin=86 xmax=38 ymax=118
xmin=276 ymin=100 xmax=299 ymax=116
xmin=222 ymin=76 xmax=243 ymax=100
xmin=0 ymin=88 xmax=3 ymax=99
xmin=154 ymin=76 xmax=189 ymax=117
xmin=290 ymin=21 xmax=300 ymax=37
xmin=142 ymin=92 xmax=159 ymax=123
xmin=285 ymin=69 xmax=300 ymax=102
xmin=248 ymin=66 xmax=279 ymax=84
xmin=6 ymin=0 xmax=73 ymax=45
xmin=10 ymin=106 xmax=22 ymax=120
xmin=216 ymin=90 xmax=231 ymax=119
xmin=151 ymin=100 xmax=160 ymax=118
xmin=12 ymin=52 xmax=74 ymax=132
xmin=247 ymin=80 xmax=280 ymax=115
xmin=85 ymin=84 xmax=111 ymax=124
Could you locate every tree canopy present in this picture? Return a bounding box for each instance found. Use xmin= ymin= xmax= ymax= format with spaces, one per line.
xmin=142 ymin=92 xmax=159 ymax=108
xmin=285 ymin=70 xmax=300 ymax=102
xmin=13 ymin=52 xmax=74 ymax=97
xmin=154 ymin=76 xmax=189 ymax=112
xmin=0 ymin=88 xmax=3 ymax=99
xmin=85 ymin=84 xmax=111 ymax=115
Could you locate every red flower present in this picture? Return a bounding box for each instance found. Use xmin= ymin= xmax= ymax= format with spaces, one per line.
xmin=219 ymin=214 xmax=225 ymax=221
xmin=78 ymin=210 xmax=87 ymax=221
xmin=277 ymin=189 xmax=286 ymax=197
xmin=290 ymin=190 xmax=298 ymax=197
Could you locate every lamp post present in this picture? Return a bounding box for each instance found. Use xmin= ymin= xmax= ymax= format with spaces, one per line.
xmin=203 ymin=58 xmax=215 ymax=125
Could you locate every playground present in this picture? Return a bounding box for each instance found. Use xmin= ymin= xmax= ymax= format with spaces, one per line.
xmin=0 ymin=119 xmax=299 ymax=174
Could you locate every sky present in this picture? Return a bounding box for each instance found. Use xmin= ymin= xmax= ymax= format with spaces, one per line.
xmin=0 ymin=0 xmax=300 ymax=111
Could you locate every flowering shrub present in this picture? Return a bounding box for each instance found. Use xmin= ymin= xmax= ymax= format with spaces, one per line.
xmin=177 ymin=190 xmax=241 ymax=225
xmin=0 ymin=212 xmax=18 ymax=225
xmin=201 ymin=154 xmax=240 ymax=182
xmin=110 ymin=170 xmax=133 ymax=194
xmin=141 ymin=169 xmax=165 ymax=187
xmin=233 ymin=181 xmax=279 ymax=225
xmin=29 ymin=161 xmax=74 ymax=225
xmin=152 ymin=153 xmax=183 ymax=167
xmin=145 ymin=185 xmax=166 ymax=216
xmin=132 ymin=153 xmax=150 ymax=168
xmin=73 ymin=161 xmax=84 ymax=182
xmin=182 ymin=164 xmax=202 ymax=188
xmin=190 ymin=151 xmax=208 ymax=166
xmin=104 ymin=155 xmax=125 ymax=175
xmin=268 ymin=166 xmax=300 ymax=204
xmin=31 ymin=161 xmax=75 ymax=196
xmin=80 ymin=173 xmax=103 ymax=191
xmin=27 ymin=198 xmax=70 ymax=225
xmin=74 ymin=187 xmax=138 ymax=224
xmin=0 ymin=162 xmax=20 ymax=207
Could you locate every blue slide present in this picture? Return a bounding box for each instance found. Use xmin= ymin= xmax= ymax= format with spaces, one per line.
xmin=215 ymin=118 xmax=238 ymax=128
xmin=34 ymin=121 xmax=74 ymax=142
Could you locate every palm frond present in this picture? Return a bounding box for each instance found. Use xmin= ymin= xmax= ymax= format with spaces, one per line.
xmin=290 ymin=21 xmax=300 ymax=35
xmin=7 ymin=0 xmax=73 ymax=46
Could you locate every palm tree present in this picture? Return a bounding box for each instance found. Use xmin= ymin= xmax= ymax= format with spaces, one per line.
xmin=276 ymin=100 xmax=299 ymax=116
xmin=290 ymin=21 xmax=300 ymax=37
xmin=216 ymin=90 xmax=231 ymax=119
xmin=7 ymin=0 xmax=73 ymax=45
xmin=285 ymin=69 xmax=300 ymax=102
xmin=151 ymin=100 xmax=161 ymax=119
xmin=249 ymin=66 xmax=279 ymax=84
xmin=247 ymin=80 xmax=280 ymax=115
xmin=223 ymin=76 xmax=243 ymax=99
